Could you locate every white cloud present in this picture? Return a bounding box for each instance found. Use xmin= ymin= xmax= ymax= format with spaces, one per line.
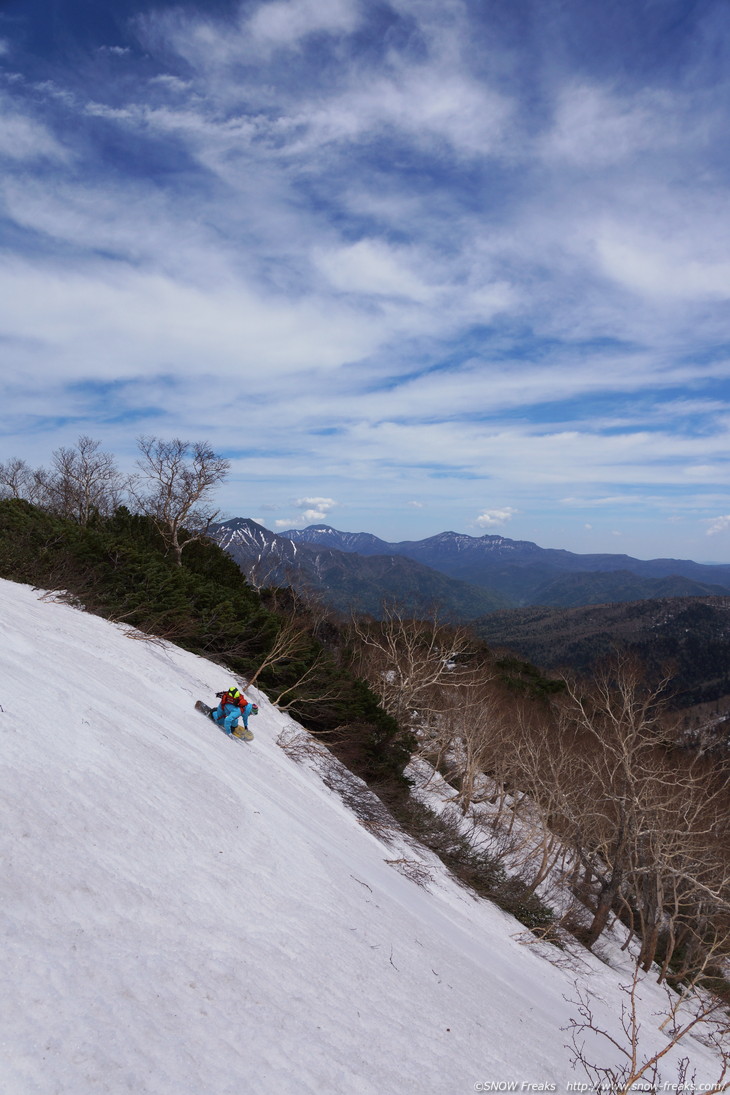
xmin=143 ymin=1 xmax=511 ymax=158
xmin=561 ymin=494 xmax=648 ymax=508
xmin=296 ymin=496 xmax=336 ymax=507
xmin=294 ymin=64 xmax=511 ymax=159
xmin=248 ymin=0 xmax=361 ymax=49
xmin=315 ymin=240 xmax=436 ymax=303
xmin=0 ymin=257 xmax=385 ymax=381
xmin=272 ymin=499 xmax=337 ymax=527
xmin=295 ymin=496 xmax=337 ymax=523
xmin=0 ymin=98 xmax=67 ymax=162
xmin=542 ymin=84 xmax=680 ymax=167
xmin=137 ymin=0 xmax=361 ymax=74
xmin=706 ymin=515 xmax=730 ymax=536
xmin=475 ymin=507 xmax=518 ymax=528
xmin=148 ymin=75 xmax=192 ymax=93
xmin=597 ymin=233 xmax=730 ymax=302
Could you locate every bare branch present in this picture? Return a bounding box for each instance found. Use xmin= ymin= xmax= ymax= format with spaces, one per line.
xmin=130 ymin=437 xmax=229 ymax=565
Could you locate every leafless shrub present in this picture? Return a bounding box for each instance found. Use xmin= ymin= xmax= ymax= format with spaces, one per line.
xmin=37 ymin=589 xmax=82 ymax=607
xmin=247 ymin=611 xmax=312 ymax=688
xmin=357 ymin=817 xmax=396 ymax=842
xmin=565 ymin=962 xmax=730 ymax=1095
xmin=276 ymin=724 xmax=329 ymax=764
xmin=276 ymin=725 xmax=398 ymax=848
xmin=121 ymin=628 xmax=170 ymax=647
xmin=321 ymin=763 xmax=398 ymax=843
xmin=385 ymin=858 xmax=434 ymax=887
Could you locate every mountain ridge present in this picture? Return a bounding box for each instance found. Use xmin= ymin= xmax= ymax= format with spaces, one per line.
xmin=270 ymin=523 xmax=730 ymax=607
xmin=210 ymin=518 xmax=509 ymax=618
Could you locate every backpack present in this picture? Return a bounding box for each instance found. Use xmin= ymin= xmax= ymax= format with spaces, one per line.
xmin=217 ymin=687 xmax=245 ymax=708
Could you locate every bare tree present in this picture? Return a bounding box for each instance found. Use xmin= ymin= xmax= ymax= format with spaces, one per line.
xmin=247 ymin=612 xmax=313 ymax=688
xmin=244 ymin=554 xmax=287 ymax=593
xmin=656 ymin=900 xmax=730 ymax=1030
xmin=349 ymin=604 xmax=481 ymax=730
xmin=41 ymin=436 xmax=126 ymax=524
xmin=620 ymin=754 xmax=730 ymax=976
xmin=536 ymin=652 xmax=730 ymax=979
xmin=269 ymin=650 xmax=343 ymax=714
xmin=241 ymin=587 xmax=344 ymax=712
xmin=497 ymin=704 xmax=585 ymax=894
xmin=130 ymin=437 xmax=230 ymax=566
xmin=556 ymin=655 xmax=676 ymax=950
xmin=426 ymin=680 xmax=508 ymax=814
xmin=0 ymin=457 xmax=47 ymax=505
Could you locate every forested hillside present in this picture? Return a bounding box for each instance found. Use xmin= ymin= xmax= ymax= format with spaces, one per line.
xmin=474 ymin=596 xmax=730 ymax=709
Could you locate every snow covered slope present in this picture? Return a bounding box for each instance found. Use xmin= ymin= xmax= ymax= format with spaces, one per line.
xmin=0 ymin=578 xmax=722 ymax=1094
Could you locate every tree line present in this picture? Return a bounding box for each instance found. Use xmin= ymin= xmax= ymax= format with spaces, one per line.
xmin=0 ymin=435 xmax=229 ymax=565
xmin=350 ymin=608 xmax=730 ymax=1086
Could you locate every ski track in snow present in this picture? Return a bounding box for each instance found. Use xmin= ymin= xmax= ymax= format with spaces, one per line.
xmin=0 ymin=578 xmax=724 ymax=1094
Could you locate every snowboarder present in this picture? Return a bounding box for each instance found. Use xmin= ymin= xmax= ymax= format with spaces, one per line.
xmin=210 ymin=686 xmax=258 ymax=736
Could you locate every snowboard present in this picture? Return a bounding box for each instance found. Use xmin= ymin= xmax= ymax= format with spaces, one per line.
xmin=195 ymin=700 xmax=254 ymax=741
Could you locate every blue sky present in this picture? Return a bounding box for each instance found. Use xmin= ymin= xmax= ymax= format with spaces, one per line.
xmin=2 ymin=0 xmax=730 ymax=559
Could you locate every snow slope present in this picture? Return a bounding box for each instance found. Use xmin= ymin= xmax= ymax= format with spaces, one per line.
xmin=0 ymin=578 xmax=723 ymax=1095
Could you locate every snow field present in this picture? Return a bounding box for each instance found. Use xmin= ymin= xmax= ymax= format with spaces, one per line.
xmin=0 ymin=578 xmax=724 ymax=1094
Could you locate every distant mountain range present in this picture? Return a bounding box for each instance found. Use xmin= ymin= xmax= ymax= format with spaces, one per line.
xmin=280 ymin=524 xmax=730 ymax=606
xmin=209 ymin=519 xmax=508 ymax=619
xmin=210 ymin=519 xmax=730 ymax=618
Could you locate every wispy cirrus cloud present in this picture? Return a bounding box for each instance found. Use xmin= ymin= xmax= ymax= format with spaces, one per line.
xmin=2 ymin=0 xmax=730 ymax=558
xmin=541 ymin=83 xmax=683 ymax=167
xmin=248 ymin=0 xmax=361 ymax=49
xmin=0 ymin=94 xmax=68 ymax=161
